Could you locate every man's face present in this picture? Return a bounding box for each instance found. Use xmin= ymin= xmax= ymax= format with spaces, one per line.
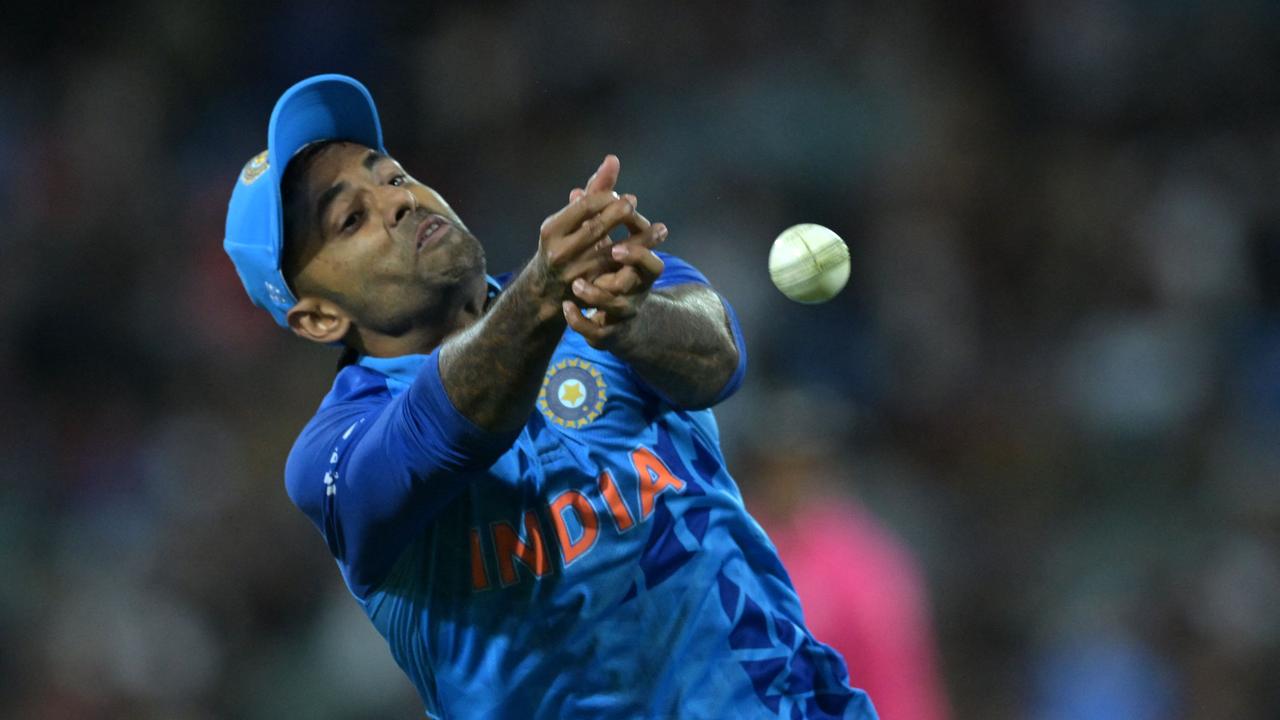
xmin=286 ymin=141 xmax=485 ymax=337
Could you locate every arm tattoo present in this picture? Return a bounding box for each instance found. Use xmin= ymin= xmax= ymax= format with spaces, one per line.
xmin=437 ymin=261 xmax=565 ymax=432
xmin=610 ymin=285 xmax=740 ymax=409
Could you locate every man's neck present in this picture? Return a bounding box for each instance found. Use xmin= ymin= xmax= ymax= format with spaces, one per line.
xmin=357 ymin=275 xmax=491 ymax=358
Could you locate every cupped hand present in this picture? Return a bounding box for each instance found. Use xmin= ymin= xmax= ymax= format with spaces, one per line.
xmin=563 ymin=222 xmax=668 ymax=349
xmin=532 ymin=190 xmax=639 ymax=305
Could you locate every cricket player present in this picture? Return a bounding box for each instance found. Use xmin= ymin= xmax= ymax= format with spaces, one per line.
xmin=224 ymin=74 xmax=877 ymax=719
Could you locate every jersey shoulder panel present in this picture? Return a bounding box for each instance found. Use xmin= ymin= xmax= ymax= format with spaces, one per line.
xmin=285 ymin=365 xmax=393 ymax=532
xmin=652 ymin=251 xmax=710 ymax=289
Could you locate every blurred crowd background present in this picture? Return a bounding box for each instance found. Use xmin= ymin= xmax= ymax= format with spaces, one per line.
xmin=3 ymin=1 xmax=1280 ymax=718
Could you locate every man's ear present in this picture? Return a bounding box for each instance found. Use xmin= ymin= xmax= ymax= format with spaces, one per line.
xmin=286 ymin=297 xmax=352 ymax=345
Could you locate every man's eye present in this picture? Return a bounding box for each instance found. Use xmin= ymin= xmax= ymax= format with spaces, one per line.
xmin=389 ymin=175 xmax=407 ymax=187
xmin=342 ymin=211 xmax=363 ymax=231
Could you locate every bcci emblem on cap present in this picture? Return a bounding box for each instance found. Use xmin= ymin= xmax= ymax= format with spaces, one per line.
xmin=241 ymin=150 xmax=270 ymax=185
xmin=538 ymin=358 xmax=607 ymax=428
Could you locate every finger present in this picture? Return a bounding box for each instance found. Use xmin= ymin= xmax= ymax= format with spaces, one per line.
xmin=603 ymin=193 xmax=646 ymax=236
xmin=556 ymin=197 xmax=637 ymax=262
xmin=540 ymin=191 xmax=623 ymax=241
xmin=610 ymin=241 xmax=666 ymax=286
xmin=571 ymin=188 xmax=634 ymax=213
xmin=617 ymin=195 xmax=650 ymax=234
xmin=549 ymin=198 xmax=638 ymax=278
xmin=580 ymin=158 xmax=606 ymax=195
xmin=571 ymin=278 xmax=635 ymax=319
xmin=563 ymin=300 xmax=616 ymax=348
xmin=593 ymin=266 xmax=643 ymax=296
xmin=564 ymin=218 xmax=665 ymax=280
xmin=612 ymin=220 xmax=667 ymax=253
xmin=585 ymin=154 xmax=620 ymax=195
xmin=560 ymin=245 xmax=622 ymax=285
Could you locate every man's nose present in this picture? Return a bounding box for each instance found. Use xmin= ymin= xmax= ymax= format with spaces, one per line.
xmin=381 ymin=185 xmax=416 ymax=227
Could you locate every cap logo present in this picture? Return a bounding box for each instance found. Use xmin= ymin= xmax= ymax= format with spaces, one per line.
xmin=241 ymin=150 xmax=269 ymax=185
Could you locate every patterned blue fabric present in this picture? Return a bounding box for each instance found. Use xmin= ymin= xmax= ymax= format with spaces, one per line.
xmin=285 ymin=253 xmax=877 ymax=719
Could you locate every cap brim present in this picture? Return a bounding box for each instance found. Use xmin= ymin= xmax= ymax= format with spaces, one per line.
xmin=267 ymin=74 xmax=386 ymax=174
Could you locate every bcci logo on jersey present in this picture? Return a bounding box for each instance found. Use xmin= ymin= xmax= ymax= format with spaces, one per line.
xmin=539 ymin=358 xmax=606 ymax=428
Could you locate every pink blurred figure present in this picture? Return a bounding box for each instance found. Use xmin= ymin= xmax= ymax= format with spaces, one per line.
xmin=750 ymin=437 xmax=951 ymax=720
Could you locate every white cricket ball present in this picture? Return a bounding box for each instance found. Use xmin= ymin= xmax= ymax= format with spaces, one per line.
xmin=768 ymin=224 xmax=850 ymax=304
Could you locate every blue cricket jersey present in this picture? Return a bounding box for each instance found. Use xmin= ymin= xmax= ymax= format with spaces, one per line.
xmin=285 ymin=253 xmax=878 ymax=719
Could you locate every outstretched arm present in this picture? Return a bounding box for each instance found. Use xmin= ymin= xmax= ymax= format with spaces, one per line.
xmin=598 ymin=283 xmax=741 ymax=409
xmin=564 ymin=156 xmax=745 ymax=408
xmin=565 ymin=248 xmax=743 ymax=409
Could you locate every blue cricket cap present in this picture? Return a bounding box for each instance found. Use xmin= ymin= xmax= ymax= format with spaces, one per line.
xmin=224 ymin=74 xmax=387 ymax=328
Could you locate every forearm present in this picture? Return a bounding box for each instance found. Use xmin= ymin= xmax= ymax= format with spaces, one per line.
xmin=437 ymin=260 xmax=566 ymax=432
xmin=610 ymin=285 xmax=740 ymax=409
xmin=427 ymin=190 xmax=643 ymax=433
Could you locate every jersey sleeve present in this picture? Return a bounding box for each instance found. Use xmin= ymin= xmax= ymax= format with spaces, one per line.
xmin=285 ymin=351 xmax=518 ymax=598
xmin=640 ymin=251 xmax=748 ymax=405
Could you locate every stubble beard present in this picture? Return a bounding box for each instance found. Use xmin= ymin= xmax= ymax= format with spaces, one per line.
xmin=360 ymin=229 xmax=489 ymax=338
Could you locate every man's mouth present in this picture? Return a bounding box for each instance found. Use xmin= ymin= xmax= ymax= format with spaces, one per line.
xmin=416 ymin=214 xmax=452 ymax=251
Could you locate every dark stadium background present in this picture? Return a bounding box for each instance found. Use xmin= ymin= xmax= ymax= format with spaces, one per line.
xmin=3 ymin=1 xmax=1279 ymax=717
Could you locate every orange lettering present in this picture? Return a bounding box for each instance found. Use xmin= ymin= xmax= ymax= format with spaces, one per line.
xmin=632 ymin=446 xmax=686 ymax=520
xmin=598 ymin=470 xmax=636 ymax=532
xmin=491 ymin=511 xmax=554 ymax=586
xmin=548 ymin=490 xmax=600 ymax=566
xmin=469 ymin=527 xmax=490 ymax=591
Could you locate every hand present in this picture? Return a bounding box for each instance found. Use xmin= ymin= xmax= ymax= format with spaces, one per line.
xmin=569 ymin=154 xmax=620 ymax=203
xmin=570 ymin=154 xmax=646 ymax=236
xmin=560 ymin=154 xmax=668 ymax=348
xmin=531 ymin=190 xmax=639 ymax=309
xmin=563 ymin=222 xmax=668 ymax=349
